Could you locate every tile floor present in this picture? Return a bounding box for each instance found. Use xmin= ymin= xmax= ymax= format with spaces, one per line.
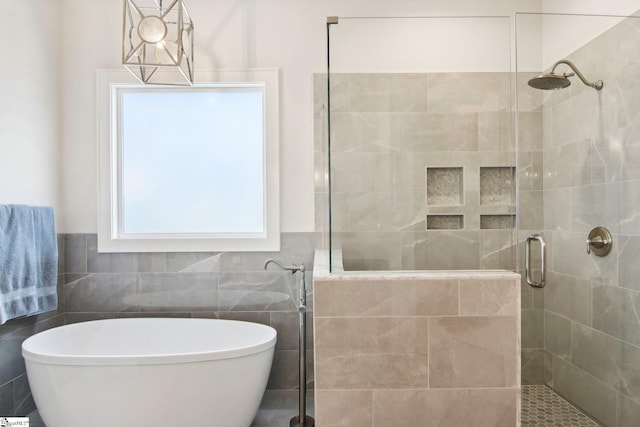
xmin=27 ymin=390 xmax=314 ymax=427
xmin=28 ymin=386 xmax=600 ymax=426
xmin=522 ymin=385 xmax=599 ymax=426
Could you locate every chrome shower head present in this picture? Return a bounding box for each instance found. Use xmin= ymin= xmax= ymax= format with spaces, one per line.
xmin=528 ymin=72 xmax=573 ymax=90
xmin=527 ymin=59 xmax=603 ymax=91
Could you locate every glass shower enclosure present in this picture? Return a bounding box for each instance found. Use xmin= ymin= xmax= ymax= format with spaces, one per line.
xmin=316 ymin=16 xmax=516 ymax=272
xmin=516 ymin=12 xmax=640 ymax=426
xmin=315 ymin=11 xmax=640 ymax=426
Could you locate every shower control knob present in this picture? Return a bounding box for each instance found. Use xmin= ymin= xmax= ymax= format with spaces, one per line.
xmin=587 ymin=226 xmax=613 ymax=257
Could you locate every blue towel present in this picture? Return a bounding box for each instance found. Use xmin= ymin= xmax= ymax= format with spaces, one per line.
xmin=0 ymin=205 xmax=58 ymax=325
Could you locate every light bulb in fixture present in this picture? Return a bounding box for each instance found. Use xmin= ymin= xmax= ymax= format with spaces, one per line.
xmin=137 ymin=16 xmax=167 ymax=44
xmin=154 ymin=40 xmax=179 ymax=64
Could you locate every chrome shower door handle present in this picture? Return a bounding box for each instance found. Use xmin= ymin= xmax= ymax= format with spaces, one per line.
xmin=526 ymin=234 xmax=546 ymax=288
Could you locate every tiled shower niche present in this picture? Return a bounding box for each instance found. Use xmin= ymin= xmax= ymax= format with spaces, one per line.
xmin=426 ymin=167 xmax=463 ymax=206
xmin=425 ymin=165 xmax=516 ymax=231
xmin=480 ymin=214 xmax=515 ymax=230
xmin=426 ymin=214 xmax=464 ymax=230
xmin=480 ymin=167 xmax=516 ymax=205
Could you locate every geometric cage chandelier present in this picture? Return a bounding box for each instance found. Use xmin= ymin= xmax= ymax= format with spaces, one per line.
xmin=122 ymin=0 xmax=194 ymax=85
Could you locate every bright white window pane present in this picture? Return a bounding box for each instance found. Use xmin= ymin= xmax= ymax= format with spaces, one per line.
xmin=119 ymin=87 xmax=265 ymax=235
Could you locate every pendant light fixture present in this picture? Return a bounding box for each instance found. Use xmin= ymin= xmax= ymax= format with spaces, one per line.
xmin=122 ymin=0 xmax=194 ymax=85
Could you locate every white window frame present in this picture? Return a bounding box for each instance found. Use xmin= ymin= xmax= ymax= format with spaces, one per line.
xmin=97 ymin=69 xmax=280 ymax=252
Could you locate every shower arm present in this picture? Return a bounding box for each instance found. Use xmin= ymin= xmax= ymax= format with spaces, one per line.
xmin=550 ymin=60 xmax=603 ymax=90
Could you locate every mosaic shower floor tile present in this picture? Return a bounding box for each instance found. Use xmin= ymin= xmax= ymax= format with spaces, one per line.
xmin=522 ymin=385 xmax=599 ymax=426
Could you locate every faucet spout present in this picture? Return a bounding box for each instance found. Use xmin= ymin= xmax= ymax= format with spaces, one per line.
xmin=264 ymin=259 xmax=304 ymax=274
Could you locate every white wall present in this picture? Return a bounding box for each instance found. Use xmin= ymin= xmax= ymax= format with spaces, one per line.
xmin=53 ymin=0 xmax=638 ymax=234
xmin=0 ymin=1 xmax=62 ymax=229
xmin=330 ymin=17 xmax=513 ymax=73
xmin=540 ymin=0 xmax=640 ymax=68
xmin=59 ymin=0 xmax=542 ymax=234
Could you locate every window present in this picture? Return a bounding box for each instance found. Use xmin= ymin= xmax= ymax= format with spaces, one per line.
xmin=97 ymin=70 xmax=279 ymax=252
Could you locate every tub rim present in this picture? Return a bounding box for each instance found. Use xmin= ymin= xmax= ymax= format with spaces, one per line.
xmin=22 ymin=318 xmax=277 ymax=366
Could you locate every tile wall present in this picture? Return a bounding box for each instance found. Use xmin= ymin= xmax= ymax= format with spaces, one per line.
xmin=314 ymin=71 xmax=544 ymax=385
xmin=518 ymin=72 xmax=546 ymax=387
xmin=314 ymin=72 xmax=524 ymax=272
xmin=62 ymin=232 xmax=319 ymax=391
xmin=533 ymin=15 xmax=640 ymax=426
xmin=313 ymin=253 xmax=521 ymax=426
xmin=1 ymin=232 xmax=318 ymax=417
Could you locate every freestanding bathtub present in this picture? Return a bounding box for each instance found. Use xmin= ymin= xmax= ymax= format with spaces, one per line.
xmin=22 ymin=318 xmax=277 ymax=427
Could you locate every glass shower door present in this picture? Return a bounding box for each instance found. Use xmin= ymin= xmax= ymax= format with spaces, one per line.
xmin=321 ymin=16 xmax=516 ymax=272
xmin=516 ymin=12 xmax=640 ymax=426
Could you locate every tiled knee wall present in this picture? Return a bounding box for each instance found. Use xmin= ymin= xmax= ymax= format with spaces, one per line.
xmin=313 ymin=267 xmax=521 ymax=427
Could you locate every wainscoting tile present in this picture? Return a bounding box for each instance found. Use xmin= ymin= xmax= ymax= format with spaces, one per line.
xmin=572 ymin=322 xmax=640 ymax=401
xmin=64 ymin=234 xmax=86 ymax=273
xmin=618 ymin=235 xmax=640 ymax=291
xmin=314 ymin=279 xmax=458 ymax=317
xmin=617 ymin=392 xmax=640 ymax=427
xmin=64 ymin=273 xmax=139 ymax=313
xmin=165 ymin=252 xmax=216 ymax=272
xmin=372 ymin=389 xmax=517 ymax=427
xmin=0 ymin=333 xmax=28 ymax=386
xmin=164 ymin=252 xmax=242 ymax=273
xmin=552 ymin=355 xmax=617 ymax=426
xmin=460 ymin=277 xmax=518 ymax=316
xmin=429 ymin=316 xmax=518 ymax=388
xmin=270 ymin=311 xmax=313 ymax=351
xmin=315 ymin=390 xmax=372 ymax=427
xmin=87 ymin=234 xmax=166 ymax=273
xmin=138 ymin=273 xmax=217 ymax=312
xmin=0 ymin=381 xmax=13 ymax=416
xmin=543 ymin=271 xmax=591 ymax=326
xmin=13 ymin=374 xmax=35 ymax=416
xmin=267 ymin=350 xmax=313 ymax=390
xmin=521 ymin=309 xmax=544 ymax=349
xmin=593 ymin=284 xmax=640 ymax=347
xmin=544 ymin=310 xmax=571 ymax=359
xmin=522 ymin=349 xmax=545 ymax=385
xmin=315 ymin=317 xmax=429 ymax=389
xmin=218 ymin=272 xmax=297 ymax=311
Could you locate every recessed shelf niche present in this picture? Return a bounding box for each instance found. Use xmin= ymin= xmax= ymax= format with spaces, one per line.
xmin=480 ymin=214 xmax=515 ymax=230
xmin=427 ymin=215 xmax=463 ymax=230
xmin=426 ymin=167 xmax=463 ymax=206
xmin=480 ymin=167 xmax=515 ymax=205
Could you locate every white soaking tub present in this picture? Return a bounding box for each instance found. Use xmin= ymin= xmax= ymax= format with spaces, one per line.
xmin=22 ymin=318 xmax=277 ymax=427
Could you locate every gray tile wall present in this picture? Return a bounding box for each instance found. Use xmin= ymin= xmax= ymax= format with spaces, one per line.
xmin=314 ymin=72 xmax=519 ymax=272
xmin=315 ymin=71 xmax=542 ymax=386
xmin=313 ymin=268 xmax=521 ymax=426
xmin=1 ymin=232 xmax=317 ymax=417
xmin=533 ymin=14 xmax=640 ymax=426
xmin=62 ymin=232 xmax=318 ymax=391
xmin=517 ymin=71 xmax=546 ymax=386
